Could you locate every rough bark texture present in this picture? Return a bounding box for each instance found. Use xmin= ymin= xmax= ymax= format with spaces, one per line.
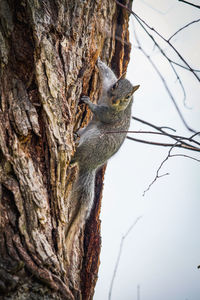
xmin=0 ymin=0 xmax=132 ymax=299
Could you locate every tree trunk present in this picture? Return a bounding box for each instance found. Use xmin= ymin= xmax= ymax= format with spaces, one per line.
xmin=0 ymin=0 xmax=132 ymax=299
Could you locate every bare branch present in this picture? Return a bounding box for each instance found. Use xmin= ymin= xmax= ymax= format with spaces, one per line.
xmin=178 ymin=0 xmax=200 ymax=9
xmin=108 ymin=216 xmax=142 ymax=300
xmin=160 ymin=126 xmax=176 ymax=132
xmin=143 ymin=147 xmax=172 ymax=196
xmin=127 ymin=136 xmax=179 ymax=147
xmin=127 ymin=136 xmax=200 ymax=152
xmin=168 ymin=18 xmax=200 ymax=41
xmin=104 ymin=129 xmax=200 ymax=151
xmin=132 ymin=116 xmax=200 ymax=147
xmin=135 ymin=16 xmax=200 ymax=73
xmin=170 ymin=153 xmax=200 ymax=162
xmin=133 ymin=12 xmax=200 ymax=77
xmin=115 ymin=0 xmax=200 ymax=76
xmin=190 ymin=132 xmax=200 ymax=140
xmin=105 ymin=115 xmax=200 ymax=151
xmin=133 ymin=29 xmax=197 ymax=132
xmin=143 ymin=143 xmax=200 ymax=196
xmin=143 ymin=142 xmax=178 ymax=196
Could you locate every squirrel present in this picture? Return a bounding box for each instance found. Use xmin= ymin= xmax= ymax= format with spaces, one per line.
xmin=65 ymin=58 xmax=139 ymax=252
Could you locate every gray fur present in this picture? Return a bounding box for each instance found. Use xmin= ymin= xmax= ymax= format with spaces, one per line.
xmin=66 ymin=59 xmax=139 ymax=251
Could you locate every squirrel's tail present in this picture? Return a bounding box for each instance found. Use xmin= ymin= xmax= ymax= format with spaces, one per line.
xmin=65 ymin=168 xmax=96 ymax=253
xmin=74 ymin=168 xmax=96 ymax=219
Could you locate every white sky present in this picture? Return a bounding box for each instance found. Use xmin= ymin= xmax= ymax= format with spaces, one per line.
xmin=94 ymin=1 xmax=200 ymax=300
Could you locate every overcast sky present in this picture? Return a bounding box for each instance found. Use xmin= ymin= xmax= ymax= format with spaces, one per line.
xmin=94 ymin=1 xmax=200 ymax=300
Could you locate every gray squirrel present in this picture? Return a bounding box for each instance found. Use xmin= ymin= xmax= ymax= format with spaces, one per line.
xmin=66 ymin=59 xmax=139 ymax=251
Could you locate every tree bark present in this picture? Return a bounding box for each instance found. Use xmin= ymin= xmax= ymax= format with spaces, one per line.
xmin=0 ymin=0 xmax=132 ymax=299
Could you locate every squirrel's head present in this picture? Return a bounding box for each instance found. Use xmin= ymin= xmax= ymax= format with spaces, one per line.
xmin=108 ymin=78 xmax=140 ymax=111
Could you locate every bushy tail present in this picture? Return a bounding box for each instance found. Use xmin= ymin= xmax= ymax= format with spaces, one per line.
xmin=65 ymin=168 xmax=96 ymax=253
xmin=73 ymin=168 xmax=96 ymax=220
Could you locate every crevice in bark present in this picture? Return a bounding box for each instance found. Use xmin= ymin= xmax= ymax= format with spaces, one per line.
xmin=111 ymin=0 xmax=132 ymax=76
xmin=1 ymin=185 xmax=19 ymax=231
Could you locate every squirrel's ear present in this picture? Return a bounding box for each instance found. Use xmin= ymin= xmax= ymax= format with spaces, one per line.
xmin=132 ymin=85 xmax=140 ymax=94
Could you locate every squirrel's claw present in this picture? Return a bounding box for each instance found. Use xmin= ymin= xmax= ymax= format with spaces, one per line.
xmin=73 ymin=132 xmax=80 ymax=141
xmin=81 ymin=95 xmax=91 ymax=105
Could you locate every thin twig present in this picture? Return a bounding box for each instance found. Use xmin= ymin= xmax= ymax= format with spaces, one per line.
xmin=115 ymin=0 xmax=200 ymax=75
xmin=136 ymin=44 xmax=195 ymax=132
xmin=143 ymin=143 xmax=177 ymax=196
xmin=127 ymin=136 xmax=180 ymax=147
xmin=143 ymin=143 xmax=200 ymax=196
xmin=132 ymin=116 xmax=200 ymax=146
xmin=126 ymin=136 xmax=200 ymax=152
xmin=133 ymin=12 xmax=200 ymax=77
xmin=132 ymin=26 xmax=197 ymax=132
xmin=190 ymin=132 xmax=200 ymax=140
xmin=170 ymin=153 xmax=200 ymax=162
xmin=106 ymin=128 xmax=200 ymax=149
xmin=160 ymin=126 xmax=176 ymax=132
xmin=108 ymin=216 xmax=142 ymax=300
xmin=135 ymin=27 xmax=188 ymax=106
xmin=168 ymin=18 xmax=200 ymax=41
xmin=178 ymin=0 xmax=200 ymax=9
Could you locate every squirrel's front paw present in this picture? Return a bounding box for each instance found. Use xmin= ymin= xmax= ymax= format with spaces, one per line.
xmin=73 ymin=132 xmax=80 ymax=142
xmin=81 ymin=95 xmax=91 ymax=105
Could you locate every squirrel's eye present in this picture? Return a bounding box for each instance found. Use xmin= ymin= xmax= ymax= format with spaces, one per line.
xmin=112 ymin=99 xmax=120 ymax=105
xmin=125 ymin=94 xmax=131 ymax=100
